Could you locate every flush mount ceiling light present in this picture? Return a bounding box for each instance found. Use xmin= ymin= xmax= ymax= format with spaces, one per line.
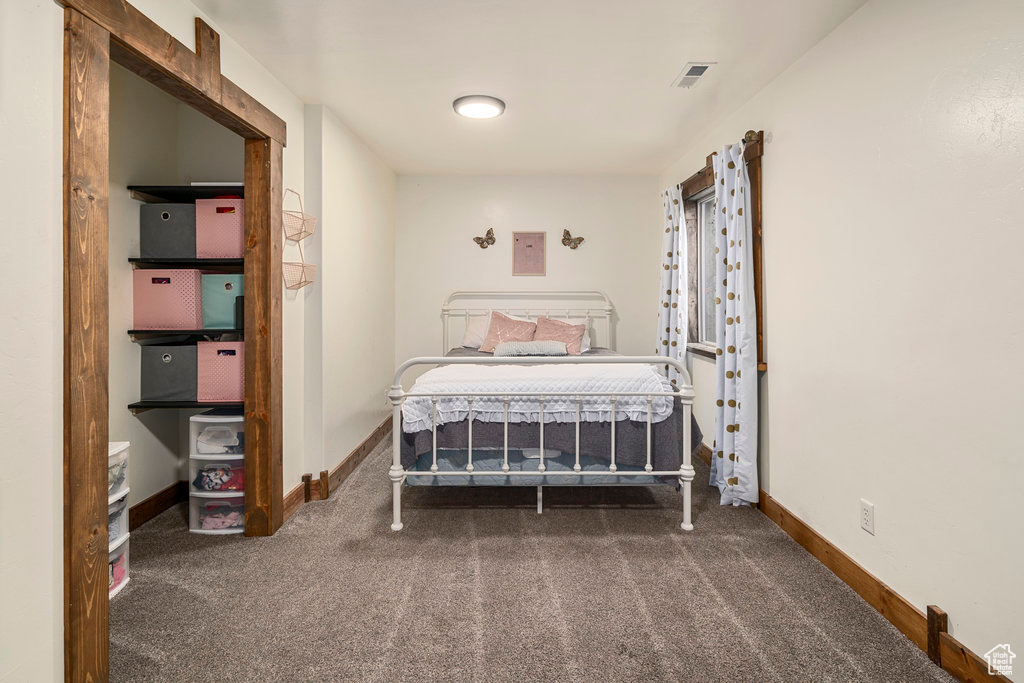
xmin=453 ymin=95 xmax=506 ymax=119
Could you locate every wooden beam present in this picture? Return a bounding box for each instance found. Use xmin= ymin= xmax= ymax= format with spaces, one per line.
xmin=128 ymin=481 xmax=188 ymax=531
xmin=319 ymin=470 xmax=330 ymax=500
xmin=63 ymin=8 xmax=110 ymax=681
xmin=927 ymin=605 xmax=948 ymax=665
xmin=679 ymin=165 xmax=714 ymax=200
xmin=59 ymin=0 xmax=286 ymax=144
xmin=747 ymin=131 xmax=766 ymax=367
xmin=243 ymin=137 xmax=284 ymax=536
xmin=194 ymin=17 xmax=220 ymax=99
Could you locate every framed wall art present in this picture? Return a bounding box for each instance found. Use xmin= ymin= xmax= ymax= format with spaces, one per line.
xmin=513 ymin=231 xmax=546 ymax=276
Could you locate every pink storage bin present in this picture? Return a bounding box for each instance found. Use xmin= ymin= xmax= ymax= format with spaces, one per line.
xmin=132 ymin=269 xmax=202 ymax=329
xmin=196 ymin=198 xmax=244 ymax=258
xmin=197 ymin=341 xmax=244 ymax=402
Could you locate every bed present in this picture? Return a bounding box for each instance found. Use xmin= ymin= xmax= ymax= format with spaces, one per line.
xmin=388 ymin=290 xmax=699 ymax=531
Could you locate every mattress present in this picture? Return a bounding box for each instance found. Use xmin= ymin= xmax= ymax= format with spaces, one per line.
xmin=401 ymin=347 xmax=676 ymax=433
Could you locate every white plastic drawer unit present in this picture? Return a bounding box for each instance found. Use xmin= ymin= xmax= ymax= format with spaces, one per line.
xmin=190 ymin=494 xmax=245 ymax=534
xmin=189 ymin=456 xmax=245 ymax=494
xmin=108 ymin=442 xmax=130 ymax=503
xmin=109 ymin=534 xmax=130 ymax=598
xmin=108 ymin=494 xmax=130 ymax=541
xmin=189 ymin=411 xmax=244 ymax=456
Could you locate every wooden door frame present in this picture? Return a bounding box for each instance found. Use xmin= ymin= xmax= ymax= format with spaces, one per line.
xmin=61 ymin=1 xmax=285 ymax=679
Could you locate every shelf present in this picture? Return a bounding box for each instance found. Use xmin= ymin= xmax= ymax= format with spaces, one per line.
xmin=128 ymin=329 xmax=242 ymax=341
xmin=129 ymin=257 xmax=243 ymax=272
xmin=108 ymin=486 xmax=130 ymax=506
xmin=190 ymin=490 xmax=244 ymax=498
xmin=190 ymin=452 xmax=245 ymax=461
xmin=128 ymin=184 xmax=243 ymax=203
xmin=129 ymin=400 xmax=243 ymax=415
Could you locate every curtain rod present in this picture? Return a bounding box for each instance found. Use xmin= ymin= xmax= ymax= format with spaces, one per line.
xmin=675 ymin=130 xmax=760 ymax=189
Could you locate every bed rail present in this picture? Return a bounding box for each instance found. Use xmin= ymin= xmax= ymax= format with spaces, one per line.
xmin=387 ymin=356 xmax=695 ymax=532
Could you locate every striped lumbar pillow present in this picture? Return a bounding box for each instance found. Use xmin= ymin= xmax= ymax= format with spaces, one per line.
xmin=493 ymin=340 xmax=568 ymax=357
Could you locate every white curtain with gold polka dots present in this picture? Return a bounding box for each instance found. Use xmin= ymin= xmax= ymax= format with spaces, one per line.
xmin=710 ymin=144 xmax=759 ymax=506
xmin=656 ymin=186 xmax=687 ymax=388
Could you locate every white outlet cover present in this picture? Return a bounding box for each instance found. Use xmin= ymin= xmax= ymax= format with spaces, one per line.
xmin=860 ymin=499 xmax=875 ymax=535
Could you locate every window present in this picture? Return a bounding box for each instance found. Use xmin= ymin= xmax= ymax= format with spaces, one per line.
xmin=679 ymin=131 xmax=764 ymax=367
xmin=696 ymin=192 xmax=717 ymax=347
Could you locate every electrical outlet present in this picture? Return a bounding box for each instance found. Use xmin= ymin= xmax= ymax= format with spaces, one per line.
xmin=860 ymin=499 xmax=875 ymax=535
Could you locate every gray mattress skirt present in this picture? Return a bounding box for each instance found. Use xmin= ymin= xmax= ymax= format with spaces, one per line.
xmin=398 ymin=347 xmax=704 ymax=478
xmin=399 ymin=398 xmax=702 ymax=473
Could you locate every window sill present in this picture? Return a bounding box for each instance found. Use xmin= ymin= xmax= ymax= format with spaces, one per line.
xmin=688 ymin=343 xmax=768 ymax=372
xmin=687 ymin=343 xmax=716 ymax=360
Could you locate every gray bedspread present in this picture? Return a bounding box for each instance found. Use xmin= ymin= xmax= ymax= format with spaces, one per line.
xmin=399 ymin=348 xmax=703 ymax=470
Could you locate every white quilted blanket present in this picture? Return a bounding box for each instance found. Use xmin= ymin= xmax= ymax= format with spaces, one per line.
xmin=402 ymin=363 xmax=675 ymax=433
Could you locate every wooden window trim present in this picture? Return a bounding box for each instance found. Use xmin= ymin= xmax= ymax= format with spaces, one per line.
xmin=679 ymin=131 xmax=766 ymax=371
xmin=61 ymin=1 xmax=286 ymax=678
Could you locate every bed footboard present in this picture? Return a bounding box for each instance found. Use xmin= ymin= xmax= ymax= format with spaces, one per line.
xmin=388 ymin=356 xmax=696 ymax=532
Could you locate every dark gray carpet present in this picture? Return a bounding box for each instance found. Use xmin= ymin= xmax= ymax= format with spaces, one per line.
xmin=111 ymin=441 xmax=951 ymax=682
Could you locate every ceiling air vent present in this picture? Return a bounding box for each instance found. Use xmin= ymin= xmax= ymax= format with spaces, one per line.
xmin=671 ymin=62 xmax=716 ymax=89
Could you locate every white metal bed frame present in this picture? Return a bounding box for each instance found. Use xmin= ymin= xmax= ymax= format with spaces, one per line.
xmin=389 ymin=290 xmax=695 ymax=531
xmin=441 ymin=289 xmax=616 ymax=353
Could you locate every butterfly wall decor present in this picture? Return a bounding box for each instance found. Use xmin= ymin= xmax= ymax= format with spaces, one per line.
xmin=473 ymin=228 xmax=496 ymax=249
xmin=561 ymin=229 xmax=584 ymax=249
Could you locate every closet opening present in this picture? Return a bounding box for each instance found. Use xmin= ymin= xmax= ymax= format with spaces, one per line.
xmin=61 ymin=2 xmax=285 ymax=678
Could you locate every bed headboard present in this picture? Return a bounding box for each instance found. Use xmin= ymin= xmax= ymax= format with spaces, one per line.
xmin=442 ymin=290 xmax=616 ymax=353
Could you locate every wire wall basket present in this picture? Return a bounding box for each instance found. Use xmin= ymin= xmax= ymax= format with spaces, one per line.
xmin=283 ymin=259 xmax=316 ymax=290
xmin=283 ymin=188 xmax=317 ymax=242
xmin=281 ymin=188 xmax=316 ymax=290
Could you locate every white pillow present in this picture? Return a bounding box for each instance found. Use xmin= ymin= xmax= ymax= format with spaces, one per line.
xmin=460 ymin=312 xmax=491 ymax=348
xmin=555 ymin=318 xmax=591 ymax=352
xmin=494 ymin=340 xmax=568 ymax=357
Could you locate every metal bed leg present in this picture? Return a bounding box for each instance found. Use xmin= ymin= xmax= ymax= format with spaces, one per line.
xmin=680 ymin=401 xmax=695 ymax=531
xmin=389 ymin=391 xmax=405 ymax=531
xmin=537 ymin=485 xmax=543 ymax=514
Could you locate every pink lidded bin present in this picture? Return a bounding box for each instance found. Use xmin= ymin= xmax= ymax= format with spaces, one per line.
xmin=197 ymin=341 xmax=244 ymax=402
xmin=132 ymin=269 xmax=203 ymax=329
xmin=195 ymin=198 xmax=244 ymax=258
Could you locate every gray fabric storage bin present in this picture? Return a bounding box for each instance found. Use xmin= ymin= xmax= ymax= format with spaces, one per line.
xmin=141 ymin=344 xmax=197 ymax=401
xmin=140 ymin=203 xmax=196 ymax=258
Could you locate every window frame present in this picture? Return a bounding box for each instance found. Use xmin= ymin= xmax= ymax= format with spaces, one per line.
xmin=693 ymin=189 xmax=717 ymax=349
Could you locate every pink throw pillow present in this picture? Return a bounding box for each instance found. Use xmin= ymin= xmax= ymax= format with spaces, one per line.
xmin=479 ymin=312 xmax=537 ymax=353
xmin=534 ymin=316 xmax=587 ymax=355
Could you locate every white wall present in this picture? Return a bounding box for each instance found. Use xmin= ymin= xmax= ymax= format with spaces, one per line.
xmin=0 ymin=2 xmax=63 ymax=680
xmin=305 ymin=105 xmax=396 ymax=474
xmin=395 ymin=175 xmax=662 ymax=364
xmin=660 ymin=0 xmax=1024 ymax=657
xmin=0 ymin=1 xmax=309 ymax=679
xmin=108 ymin=64 xmax=184 ymax=507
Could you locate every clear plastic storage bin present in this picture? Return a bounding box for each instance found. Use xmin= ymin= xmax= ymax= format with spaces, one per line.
xmin=189 ymin=412 xmax=244 ymax=456
xmin=108 ymin=495 xmax=129 ymax=541
xmin=108 ymin=534 xmax=130 ymax=597
xmin=108 ymin=442 xmax=130 ymax=502
xmin=189 ymin=456 xmax=245 ymax=494
xmin=190 ymin=494 xmax=245 ymax=534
